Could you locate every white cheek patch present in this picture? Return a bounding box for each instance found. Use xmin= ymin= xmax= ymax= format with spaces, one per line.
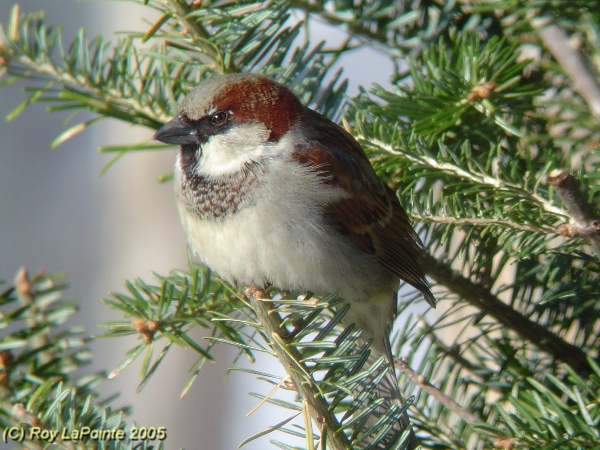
xmin=198 ymin=122 xmax=271 ymax=176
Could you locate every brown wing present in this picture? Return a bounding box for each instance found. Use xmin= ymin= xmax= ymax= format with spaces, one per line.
xmin=293 ymin=108 xmax=435 ymax=307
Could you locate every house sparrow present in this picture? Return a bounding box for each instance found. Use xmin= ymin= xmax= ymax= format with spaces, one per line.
xmin=154 ymin=73 xmax=435 ymax=447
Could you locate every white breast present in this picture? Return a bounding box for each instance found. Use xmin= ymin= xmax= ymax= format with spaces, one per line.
xmin=174 ymin=143 xmax=397 ymax=303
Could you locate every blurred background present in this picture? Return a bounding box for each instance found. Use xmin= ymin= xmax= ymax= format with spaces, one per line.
xmin=0 ymin=1 xmax=393 ymax=448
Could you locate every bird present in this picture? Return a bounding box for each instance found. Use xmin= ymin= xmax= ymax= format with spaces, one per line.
xmin=153 ymin=73 xmax=435 ymax=448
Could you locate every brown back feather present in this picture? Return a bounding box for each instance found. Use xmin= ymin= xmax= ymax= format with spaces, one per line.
xmin=292 ymin=108 xmax=435 ymax=307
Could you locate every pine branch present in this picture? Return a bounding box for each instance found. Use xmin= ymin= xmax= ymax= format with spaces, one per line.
xmin=361 ymin=136 xmax=567 ymax=219
xmin=0 ymin=269 xmax=159 ymax=450
xmin=421 ymin=252 xmax=594 ymax=375
xmin=245 ymin=286 xmax=352 ymax=450
xmin=494 ymin=361 xmax=600 ymax=448
xmin=100 ymin=264 xmax=417 ymax=448
xmin=411 ymin=214 xmax=556 ymax=235
xmin=1 ymin=34 xmax=167 ymax=128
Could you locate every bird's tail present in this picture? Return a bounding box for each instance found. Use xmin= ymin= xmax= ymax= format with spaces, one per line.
xmin=352 ymin=339 xmax=418 ymax=450
xmin=342 ymin=297 xmax=419 ymax=449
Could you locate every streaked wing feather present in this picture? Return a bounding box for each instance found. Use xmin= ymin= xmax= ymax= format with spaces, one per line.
xmin=293 ymin=109 xmax=435 ymax=307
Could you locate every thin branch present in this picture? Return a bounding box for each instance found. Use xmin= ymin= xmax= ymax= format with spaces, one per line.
xmin=411 ymin=214 xmax=556 ymax=235
xmin=363 ymin=136 xmax=568 ymax=218
xmin=394 ymin=357 xmax=481 ymax=425
xmin=421 ymin=253 xmax=594 ymax=375
xmin=245 ymin=286 xmax=351 ymax=450
xmin=547 ymin=168 xmax=600 ymax=258
xmin=538 ymin=23 xmax=600 ymax=118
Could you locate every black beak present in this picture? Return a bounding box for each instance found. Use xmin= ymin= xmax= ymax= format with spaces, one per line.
xmin=154 ymin=115 xmax=198 ymax=145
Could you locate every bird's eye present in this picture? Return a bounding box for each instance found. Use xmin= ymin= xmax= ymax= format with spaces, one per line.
xmin=211 ymin=111 xmax=229 ymax=126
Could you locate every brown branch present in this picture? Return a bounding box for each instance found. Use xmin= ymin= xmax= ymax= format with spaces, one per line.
xmin=395 ymin=357 xmax=481 ymax=425
xmin=245 ymin=287 xmax=351 ymax=450
xmin=421 ymin=254 xmax=594 ymax=375
xmin=538 ymin=23 xmax=600 ymax=118
xmin=547 ymin=168 xmax=600 ymax=258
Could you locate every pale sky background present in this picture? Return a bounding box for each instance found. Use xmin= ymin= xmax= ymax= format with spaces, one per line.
xmin=0 ymin=1 xmax=394 ymax=449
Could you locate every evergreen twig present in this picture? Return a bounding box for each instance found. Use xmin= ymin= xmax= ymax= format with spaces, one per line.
xmin=245 ymin=286 xmax=351 ymax=450
xmin=421 ymin=252 xmax=594 ymax=375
